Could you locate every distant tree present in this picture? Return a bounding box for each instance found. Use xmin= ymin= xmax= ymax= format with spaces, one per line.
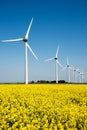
xmin=50 ymin=80 xmax=56 ymax=83
xmin=37 ymin=80 xmax=49 ymax=84
xmin=58 ymin=80 xmax=65 ymax=83
xmin=31 ymin=81 xmax=35 ymax=84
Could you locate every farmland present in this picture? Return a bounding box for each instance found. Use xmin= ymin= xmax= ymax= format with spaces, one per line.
xmin=0 ymin=84 xmax=87 ymax=130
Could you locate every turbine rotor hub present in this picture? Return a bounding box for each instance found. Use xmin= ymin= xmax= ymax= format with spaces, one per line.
xmin=23 ymin=38 xmax=28 ymax=42
xmin=67 ymin=65 xmax=69 ymax=67
xmin=54 ymin=57 xmax=57 ymax=60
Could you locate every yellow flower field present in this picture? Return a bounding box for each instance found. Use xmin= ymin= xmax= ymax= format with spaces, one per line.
xmin=0 ymin=84 xmax=87 ymax=130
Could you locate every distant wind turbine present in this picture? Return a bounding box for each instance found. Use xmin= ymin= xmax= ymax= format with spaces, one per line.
xmin=45 ymin=47 xmax=63 ymax=83
xmin=80 ymin=72 xmax=84 ymax=83
xmin=77 ymin=69 xmax=81 ymax=83
xmin=1 ymin=18 xmax=38 ymax=84
xmin=72 ymin=66 xmax=79 ymax=83
xmin=63 ymin=57 xmax=72 ymax=83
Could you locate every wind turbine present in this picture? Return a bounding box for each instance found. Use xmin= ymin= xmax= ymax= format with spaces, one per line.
xmin=72 ymin=66 xmax=79 ymax=83
xmin=63 ymin=57 xmax=72 ymax=83
xmin=77 ymin=69 xmax=81 ymax=83
xmin=80 ymin=72 xmax=84 ymax=83
xmin=45 ymin=47 xmax=63 ymax=83
xmin=84 ymin=72 xmax=87 ymax=83
xmin=1 ymin=18 xmax=38 ymax=84
xmin=73 ymin=67 xmax=76 ymax=83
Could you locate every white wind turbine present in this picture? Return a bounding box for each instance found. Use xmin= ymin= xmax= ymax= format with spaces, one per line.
xmin=80 ymin=72 xmax=84 ymax=83
xmin=72 ymin=66 xmax=79 ymax=83
xmin=76 ymin=69 xmax=81 ymax=83
xmin=1 ymin=18 xmax=38 ymax=84
xmin=45 ymin=47 xmax=63 ymax=83
xmin=63 ymin=57 xmax=72 ymax=83
xmin=73 ymin=67 xmax=76 ymax=83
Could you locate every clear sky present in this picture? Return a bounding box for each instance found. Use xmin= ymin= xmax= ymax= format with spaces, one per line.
xmin=0 ymin=0 xmax=87 ymax=83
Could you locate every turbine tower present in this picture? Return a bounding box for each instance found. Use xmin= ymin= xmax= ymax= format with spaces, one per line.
xmin=45 ymin=47 xmax=63 ymax=83
xmin=1 ymin=18 xmax=38 ymax=84
xmin=80 ymin=72 xmax=84 ymax=83
xmin=77 ymin=69 xmax=81 ymax=83
xmin=73 ymin=67 xmax=76 ymax=83
xmin=72 ymin=66 xmax=78 ymax=83
xmin=63 ymin=57 xmax=72 ymax=83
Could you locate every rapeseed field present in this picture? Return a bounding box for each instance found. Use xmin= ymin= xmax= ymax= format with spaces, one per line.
xmin=0 ymin=84 xmax=87 ymax=130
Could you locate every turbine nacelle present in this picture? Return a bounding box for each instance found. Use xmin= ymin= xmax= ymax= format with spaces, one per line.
xmin=67 ymin=65 xmax=69 ymax=68
xmin=23 ymin=38 xmax=28 ymax=42
xmin=54 ymin=57 xmax=58 ymax=60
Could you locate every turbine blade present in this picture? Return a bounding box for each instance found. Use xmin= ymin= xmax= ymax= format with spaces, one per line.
xmin=1 ymin=38 xmax=23 ymax=42
xmin=69 ymin=66 xmax=73 ymax=71
xmin=57 ymin=60 xmax=63 ymax=68
xmin=67 ymin=57 xmax=69 ymax=65
xmin=62 ymin=66 xmax=67 ymax=71
xmin=26 ymin=42 xmax=38 ymax=60
xmin=81 ymin=72 xmax=84 ymax=75
xmin=76 ymin=69 xmax=80 ymax=72
xmin=71 ymin=65 xmax=74 ymax=70
xmin=56 ymin=46 xmax=59 ymax=58
xmin=25 ymin=18 xmax=33 ymax=39
xmin=45 ymin=57 xmax=54 ymax=62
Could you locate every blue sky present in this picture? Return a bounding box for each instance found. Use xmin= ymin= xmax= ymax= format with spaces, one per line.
xmin=0 ymin=0 xmax=87 ymax=83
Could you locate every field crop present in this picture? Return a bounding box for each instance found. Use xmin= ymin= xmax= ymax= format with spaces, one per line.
xmin=0 ymin=84 xmax=87 ymax=130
